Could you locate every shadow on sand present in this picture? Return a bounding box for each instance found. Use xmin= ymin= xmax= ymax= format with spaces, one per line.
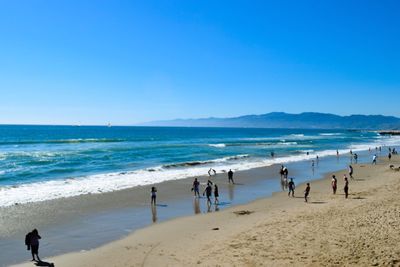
xmin=310 ymin=201 xmax=326 ymax=204
xmin=34 ymin=260 xmax=55 ymax=267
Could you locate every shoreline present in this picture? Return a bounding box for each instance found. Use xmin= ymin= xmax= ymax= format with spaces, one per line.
xmin=11 ymin=155 xmax=400 ymax=266
xmin=9 ymin=152 xmax=400 ymax=266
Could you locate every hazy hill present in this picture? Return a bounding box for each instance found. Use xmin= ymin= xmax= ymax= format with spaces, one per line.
xmin=138 ymin=112 xmax=400 ymax=129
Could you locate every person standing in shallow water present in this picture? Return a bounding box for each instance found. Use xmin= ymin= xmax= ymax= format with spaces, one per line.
xmin=228 ymin=169 xmax=234 ymax=184
xmin=214 ymin=184 xmax=219 ymax=204
xmin=344 ymin=177 xmax=349 ymax=199
xmin=372 ymin=154 xmax=377 ymax=165
xmin=288 ymin=178 xmax=295 ymax=197
xmin=279 ymin=165 xmax=285 ymax=180
xmin=151 ymin=186 xmax=157 ymax=205
xmin=203 ymin=183 xmax=212 ymax=205
xmin=192 ymin=178 xmax=200 ymax=197
xmin=29 ymin=229 xmax=41 ymax=262
xmin=331 ymin=175 xmax=337 ymax=194
xmin=304 ymin=183 xmax=310 ymax=202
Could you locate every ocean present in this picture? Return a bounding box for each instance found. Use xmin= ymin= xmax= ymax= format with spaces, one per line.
xmin=0 ymin=125 xmax=398 ymax=207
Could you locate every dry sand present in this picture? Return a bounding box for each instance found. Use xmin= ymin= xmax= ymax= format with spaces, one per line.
xmin=13 ymin=156 xmax=400 ymax=267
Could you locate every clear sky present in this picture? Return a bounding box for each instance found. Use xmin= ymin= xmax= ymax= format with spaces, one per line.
xmin=0 ymin=0 xmax=399 ymax=125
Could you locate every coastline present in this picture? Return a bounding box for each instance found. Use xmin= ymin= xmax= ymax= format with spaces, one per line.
xmin=9 ymin=153 xmax=400 ymax=266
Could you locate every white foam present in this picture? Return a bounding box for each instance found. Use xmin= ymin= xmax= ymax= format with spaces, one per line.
xmin=0 ymin=150 xmax=342 ymax=207
xmin=208 ymin=144 xmax=226 ymax=148
xmin=1 ymin=135 xmax=400 ymax=207
xmin=319 ymin=133 xmax=342 ymax=136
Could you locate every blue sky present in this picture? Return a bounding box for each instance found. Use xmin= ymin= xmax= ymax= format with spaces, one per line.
xmin=0 ymin=0 xmax=399 ymax=125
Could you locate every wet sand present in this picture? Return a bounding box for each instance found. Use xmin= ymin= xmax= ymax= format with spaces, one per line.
xmin=10 ymin=152 xmax=400 ymax=266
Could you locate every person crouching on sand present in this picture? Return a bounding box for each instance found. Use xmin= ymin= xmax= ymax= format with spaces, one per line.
xmin=331 ymin=175 xmax=337 ymax=194
xmin=304 ymin=183 xmax=310 ymax=202
xmin=344 ymin=177 xmax=349 ymax=199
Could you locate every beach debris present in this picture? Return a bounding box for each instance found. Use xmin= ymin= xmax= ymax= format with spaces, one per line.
xmin=233 ymin=210 xmax=254 ymax=215
xmin=212 ymin=227 xmax=219 ymax=230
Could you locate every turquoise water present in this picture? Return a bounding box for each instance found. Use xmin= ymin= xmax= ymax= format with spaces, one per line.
xmin=0 ymin=125 xmax=397 ymax=206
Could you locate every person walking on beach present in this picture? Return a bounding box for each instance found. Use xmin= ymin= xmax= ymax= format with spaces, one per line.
xmin=214 ymin=184 xmax=219 ymax=204
xmin=389 ymin=152 xmax=392 ymax=161
xmin=203 ymin=183 xmax=212 ymax=205
xmin=279 ymin=165 xmax=285 ymax=180
xmin=192 ymin=178 xmax=200 ymax=197
xmin=372 ymin=154 xmax=377 ymax=165
xmin=336 ymin=150 xmax=339 ymax=157
xmin=151 ymin=186 xmax=157 ymax=205
xmin=344 ymin=177 xmax=349 ymax=199
xmin=331 ymin=175 xmax=337 ymax=194
xmin=354 ymin=153 xmax=358 ymax=163
xmin=26 ymin=229 xmax=41 ymax=262
xmin=228 ymin=169 xmax=235 ymax=184
xmin=304 ymin=183 xmax=310 ymax=202
xmin=348 ymin=165 xmax=354 ymax=180
xmin=288 ymin=178 xmax=295 ymax=197
xmin=283 ymin=166 xmax=289 ymax=179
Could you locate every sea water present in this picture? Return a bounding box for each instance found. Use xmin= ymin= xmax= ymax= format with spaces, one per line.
xmin=0 ymin=125 xmax=399 ymax=206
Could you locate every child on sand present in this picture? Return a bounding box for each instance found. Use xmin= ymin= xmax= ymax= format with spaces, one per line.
xmin=304 ymin=183 xmax=310 ymax=202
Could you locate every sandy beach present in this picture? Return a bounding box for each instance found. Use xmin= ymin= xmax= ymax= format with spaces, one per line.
xmin=11 ymin=155 xmax=400 ymax=267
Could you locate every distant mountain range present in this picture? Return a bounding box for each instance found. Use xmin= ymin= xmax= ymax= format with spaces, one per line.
xmin=138 ymin=112 xmax=400 ymax=129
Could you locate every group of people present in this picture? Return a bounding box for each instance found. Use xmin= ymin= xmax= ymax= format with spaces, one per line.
xmin=283 ymin=153 xmax=357 ymax=202
xmin=331 ymin=174 xmax=349 ymax=198
xmin=150 ymin=169 xmax=235 ymax=206
xmin=192 ymin=169 xmax=235 ymax=204
xmin=285 ymin=177 xmax=310 ymax=202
